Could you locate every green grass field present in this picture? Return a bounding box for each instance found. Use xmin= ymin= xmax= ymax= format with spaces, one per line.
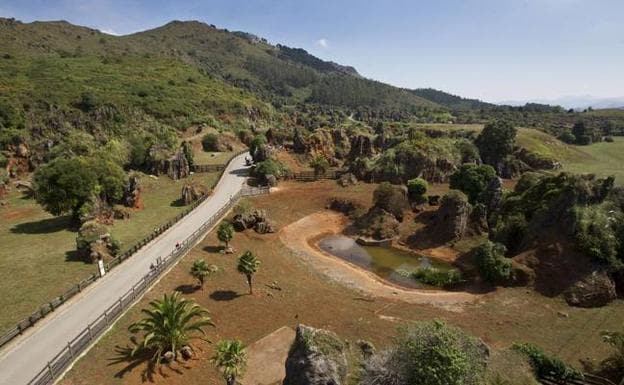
xmin=562 ymin=137 xmax=624 ymax=184
xmin=0 ymin=172 xmax=218 ymax=333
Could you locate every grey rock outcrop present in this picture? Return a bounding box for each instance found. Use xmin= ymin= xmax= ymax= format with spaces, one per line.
xmin=232 ymin=209 xmax=275 ymax=234
xmin=181 ymin=183 xmax=207 ymax=205
xmin=564 ymin=271 xmax=617 ymax=308
xmin=437 ymin=190 xmax=472 ymax=240
xmin=283 ymin=325 xmax=348 ymax=385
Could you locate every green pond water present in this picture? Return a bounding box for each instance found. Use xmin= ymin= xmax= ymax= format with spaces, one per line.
xmin=317 ymin=235 xmax=455 ymax=289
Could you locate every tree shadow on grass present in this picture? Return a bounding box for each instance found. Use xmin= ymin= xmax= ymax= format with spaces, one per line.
xmin=64 ymin=249 xmax=91 ymax=264
xmin=11 ymin=215 xmax=74 ymax=234
xmin=175 ymin=284 xmax=200 ymax=294
xmin=170 ymin=199 xmax=186 ymax=208
xmin=209 ymin=290 xmax=242 ymax=301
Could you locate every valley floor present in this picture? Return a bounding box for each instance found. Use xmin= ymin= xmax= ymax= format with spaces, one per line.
xmin=58 ymin=180 xmax=624 ymax=385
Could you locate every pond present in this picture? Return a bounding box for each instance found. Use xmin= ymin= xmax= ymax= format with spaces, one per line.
xmin=317 ymin=234 xmax=457 ymax=289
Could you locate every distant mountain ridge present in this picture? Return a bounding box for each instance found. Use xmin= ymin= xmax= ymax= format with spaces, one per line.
xmin=499 ymin=95 xmax=624 ymax=110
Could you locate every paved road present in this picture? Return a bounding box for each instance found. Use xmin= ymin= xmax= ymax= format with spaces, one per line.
xmin=0 ymin=152 xmax=251 ymax=385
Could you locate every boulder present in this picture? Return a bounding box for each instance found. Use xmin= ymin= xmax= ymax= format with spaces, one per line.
xmin=485 ymin=177 xmax=503 ymax=229
xmin=265 ymin=174 xmax=277 ymax=187
xmin=510 ymin=261 xmax=536 ymax=286
xmin=162 ymin=351 xmax=175 ymax=364
xmin=76 ymin=221 xmax=118 ymax=263
xmin=112 ymin=205 xmax=131 ymax=220
xmin=180 ymin=346 xmax=193 ymax=360
xmin=349 ymin=134 xmax=375 ymax=158
xmin=356 ymin=340 xmax=376 ymax=358
xmin=326 ymin=198 xmax=362 ymax=217
xmin=293 ymin=127 xmax=307 ymax=154
xmin=167 ymin=149 xmax=191 ymax=180
xmin=436 ymin=190 xmax=472 ymax=240
xmin=123 ymin=175 xmax=142 ymax=208
xmin=428 ymin=195 xmax=441 ymax=206
xmin=254 ymin=220 xmax=275 ymax=234
xmin=15 ymin=143 xmax=29 ymax=158
xmin=283 ymin=325 xmax=348 ymax=385
xmin=232 ymin=209 xmax=275 ymax=234
xmin=148 ymin=146 xmax=190 ymax=180
xmin=181 ymin=183 xmax=207 ymax=205
xmin=564 ymin=271 xmax=617 ymax=308
xmin=356 ymin=207 xmax=400 ymax=240
xmin=337 ymin=172 xmax=358 ymax=187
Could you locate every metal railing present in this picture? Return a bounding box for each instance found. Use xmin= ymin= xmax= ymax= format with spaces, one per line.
xmin=0 ymin=151 xmax=248 ymax=350
xmin=27 ymin=185 xmax=269 ymax=385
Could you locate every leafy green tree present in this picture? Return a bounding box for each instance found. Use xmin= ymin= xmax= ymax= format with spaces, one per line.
xmin=217 ymin=221 xmax=234 ymax=249
xmin=249 ymin=134 xmax=268 ymax=162
xmin=361 ymin=320 xmax=488 ymax=385
xmin=202 ymin=133 xmax=220 ymax=152
xmin=572 ymin=121 xmax=594 ymax=145
xmin=128 ymin=292 xmax=214 ymax=364
xmin=190 ymin=259 xmax=210 ymax=290
xmin=474 ymin=241 xmax=512 ymax=284
xmin=87 ymin=155 xmax=127 ymax=202
xmin=237 ymin=250 xmax=260 ymax=294
xmin=212 ymin=339 xmax=247 ymax=385
xmin=33 ymin=157 xmax=98 ymax=217
xmin=449 ymin=164 xmax=497 ymax=204
xmin=475 ymin=120 xmax=517 ymax=168
xmin=0 ymin=153 xmax=7 ymax=168
xmin=406 ymin=177 xmax=428 ymax=203
xmin=309 ymin=154 xmax=329 ymax=177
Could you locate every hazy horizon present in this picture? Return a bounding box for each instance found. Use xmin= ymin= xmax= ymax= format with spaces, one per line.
xmin=1 ymin=0 xmax=623 ymax=105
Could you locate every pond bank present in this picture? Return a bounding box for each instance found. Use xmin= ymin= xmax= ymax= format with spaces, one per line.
xmin=278 ymin=211 xmax=482 ymax=309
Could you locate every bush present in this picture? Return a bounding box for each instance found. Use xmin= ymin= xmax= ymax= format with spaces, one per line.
xmin=513 ymin=343 xmax=583 ymax=381
xmin=253 ymin=158 xmax=289 ymax=179
xmin=574 ymin=204 xmax=623 ymax=270
xmin=0 ymin=153 xmax=7 ymax=168
xmin=475 ymin=120 xmax=517 ymax=168
xmin=309 ymin=154 xmax=329 ymax=176
xmin=201 ymin=133 xmax=220 ymax=152
xmin=413 ymin=267 xmax=463 ymax=288
xmin=558 ymin=129 xmax=576 ymax=144
xmin=407 ymin=177 xmax=428 ymax=203
xmin=474 ymin=241 xmax=513 ymax=284
xmin=249 ymin=134 xmax=268 ymax=162
xmin=605 ymin=136 xmax=615 ymax=143
xmin=449 ymin=164 xmax=497 ymax=204
xmin=361 ymin=320 xmax=488 ymax=385
xmin=491 ymin=214 xmax=528 ymax=255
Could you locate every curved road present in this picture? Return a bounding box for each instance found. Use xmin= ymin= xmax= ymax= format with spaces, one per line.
xmin=0 ymin=152 xmax=251 ymax=385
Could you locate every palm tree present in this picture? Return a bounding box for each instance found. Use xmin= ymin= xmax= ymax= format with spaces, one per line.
xmin=190 ymin=259 xmax=210 ymax=290
xmin=237 ymin=250 xmax=260 ymax=294
xmin=128 ymin=291 xmax=214 ymax=364
xmin=217 ymin=221 xmax=234 ymax=250
xmin=212 ymin=339 xmax=247 ymax=385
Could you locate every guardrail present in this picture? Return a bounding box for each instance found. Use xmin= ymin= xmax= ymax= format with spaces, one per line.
xmin=27 ymin=184 xmax=270 ymax=385
xmin=0 ymin=151 xmax=248 ymax=351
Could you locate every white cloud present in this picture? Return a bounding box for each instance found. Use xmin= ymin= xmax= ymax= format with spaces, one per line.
xmin=316 ymin=38 xmax=329 ymax=48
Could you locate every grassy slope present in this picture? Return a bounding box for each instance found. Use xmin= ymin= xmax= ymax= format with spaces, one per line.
xmin=0 ymin=171 xmax=219 ymax=332
xmin=562 ymin=137 xmax=624 ymax=184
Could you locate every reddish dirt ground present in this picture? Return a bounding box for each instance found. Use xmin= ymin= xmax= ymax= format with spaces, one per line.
xmin=60 ymin=180 xmax=624 ymax=385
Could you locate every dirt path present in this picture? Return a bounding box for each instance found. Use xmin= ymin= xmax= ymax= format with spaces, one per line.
xmin=279 ymin=211 xmax=482 ymax=309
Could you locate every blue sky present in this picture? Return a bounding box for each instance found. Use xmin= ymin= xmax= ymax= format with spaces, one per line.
xmin=1 ymin=0 xmax=623 ymax=103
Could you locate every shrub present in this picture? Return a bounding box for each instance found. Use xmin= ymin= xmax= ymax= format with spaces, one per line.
xmin=605 ymin=136 xmax=615 ymax=143
xmin=474 ymin=241 xmax=513 ymax=284
xmin=249 ymin=134 xmax=268 ymax=162
xmin=574 ymin=204 xmax=623 ymax=270
xmin=449 ymin=164 xmax=498 ymax=204
xmin=361 ymin=320 xmax=488 ymax=385
xmin=413 ymin=267 xmax=463 ymax=288
xmin=0 ymin=153 xmax=7 ymax=168
xmin=407 ymin=177 xmax=428 ymax=203
xmin=558 ymin=129 xmax=576 ymax=144
xmin=491 ymin=214 xmax=528 ymax=255
xmin=475 ymin=120 xmax=517 ymax=168
xmin=201 ymin=133 xmax=220 ymax=152
xmin=253 ymin=158 xmax=289 ymax=179
xmin=309 ymin=154 xmax=329 ymax=176
xmin=513 ymin=343 xmax=583 ymax=381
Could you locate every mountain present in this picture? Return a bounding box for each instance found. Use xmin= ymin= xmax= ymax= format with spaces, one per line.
xmin=499 ymin=95 xmax=624 ymax=110
xmin=0 ymin=18 xmax=437 ymax=112
xmin=410 ymin=88 xmax=495 ymax=110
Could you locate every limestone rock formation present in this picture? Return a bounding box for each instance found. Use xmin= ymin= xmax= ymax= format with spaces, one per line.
xmin=123 ymin=175 xmax=142 ymax=208
xmin=167 ymin=149 xmax=191 ymax=180
xmin=356 ymin=207 xmax=400 ymax=240
xmin=181 ymin=183 xmax=207 ymax=205
xmin=436 ymin=190 xmax=472 ymax=240
xmin=232 ymin=209 xmax=275 ymax=234
xmin=283 ymin=325 xmax=348 ymax=385
xmin=76 ymin=221 xmax=118 ymax=263
xmin=337 ymin=172 xmax=358 ymax=187
xmin=148 ymin=146 xmax=190 ymax=180
xmin=348 ymin=134 xmax=375 ymax=158
xmin=564 ymin=271 xmax=617 ymax=308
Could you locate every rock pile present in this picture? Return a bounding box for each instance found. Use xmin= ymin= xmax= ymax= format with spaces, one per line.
xmin=232 ymin=209 xmax=276 ymax=234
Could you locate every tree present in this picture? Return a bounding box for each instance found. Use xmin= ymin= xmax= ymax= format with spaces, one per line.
xmin=128 ymin=292 xmax=214 ymax=364
xmin=406 ymin=177 xmax=428 ymax=203
xmin=249 ymin=134 xmax=268 ymax=162
xmin=474 ymin=240 xmax=512 ymax=284
xmin=361 ymin=320 xmax=488 ymax=385
xmin=309 ymin=154 xmax=329 ymax=177
xmin=237 ymin=250 xmax=260 ymax=294
xmin=190 ymin=259 xmax=210 ymax=290
xmin=202 ymin=133 xmax=220 ymax=152
xmin=572 ymin=121 xmax=594 ymax=145
xmin=217 ymin=221 xmax=234 ymax=250
xmin=475 ymin=120 xmax=517 ymax=168
xmin=33 ymin=156 xmax=98 ymax=217
xmin=212 ymin=339 xmax=247 ymax=385
xmin=449 ymin=164 xmax=497 ymax=204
